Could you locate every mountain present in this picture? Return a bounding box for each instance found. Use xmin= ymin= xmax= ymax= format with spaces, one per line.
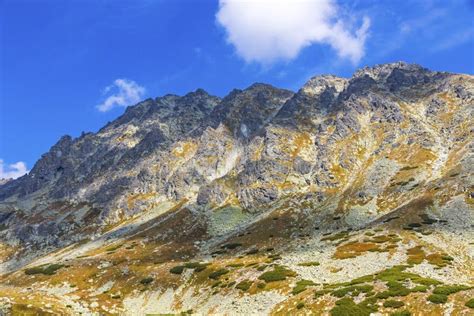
xmin=0 ymin=62 xmax=473 ymax=315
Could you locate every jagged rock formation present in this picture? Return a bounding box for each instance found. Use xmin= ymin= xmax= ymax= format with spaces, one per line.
xmin=0 ymin=62 xmax=473 ymax=315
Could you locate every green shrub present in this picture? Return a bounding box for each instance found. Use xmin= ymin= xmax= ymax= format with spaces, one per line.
xmin=432 ymin=285 xmax=471 ymax=295
xmin=185 ymin=262 xmax=209 ymax=272
xmin=208 ymin=269 xmax=229 ymax=280
xmin=410 ymin=285 xmax=428 ymax=292
xmin=330 ymin=297 xmax=377 ymax=316
xmin=140 ymin=277 xmax=153 ymax=285
xmin=314 ymin=289 xmax=331 ymax=298
xmin=170 ymin=262 xmax=209 ymax=274
xmin=235 ymin=280 xmax=252 ymax=291
xmin=427 ymin=293 xmax=447 ymax=304
xmin=170 ymin=265 xmax=185 ymax=274
xmin=25 ymin=264 xmax=64 ymax=275
xmin=383 ymin=300 xmax=404 ymax=308
xmin=349 ymin=275 xmax=374 ymax=285
xmin=258 ymin=265 xmax=296 ymax=283
xmin=465 ymin=298 xmax=474 ymax=309
xmin=375 ymin=266 xmax=441 ymax=289
xmin=296 ymin=302 xmax=305 ymax=309
xmin=411 ymin=276 xmax=441 ymax=286
xmin=441 ymin=255 xmax=454 ymax=261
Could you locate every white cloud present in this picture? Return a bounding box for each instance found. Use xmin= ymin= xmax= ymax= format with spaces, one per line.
xmin=0 ymin=159 xmax=29 ymax=180
xmin=97 ymin=79 xmax=145 ymax=112
xmin=216 ymin=0 xmax=370 ymax=65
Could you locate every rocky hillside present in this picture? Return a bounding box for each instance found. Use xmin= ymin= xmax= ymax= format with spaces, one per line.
xmin=0 ymin=62 xmax=473 ymax=315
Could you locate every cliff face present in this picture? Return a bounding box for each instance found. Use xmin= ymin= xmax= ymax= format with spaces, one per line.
xmin=0 ymin=63 xmax=473 ymax=315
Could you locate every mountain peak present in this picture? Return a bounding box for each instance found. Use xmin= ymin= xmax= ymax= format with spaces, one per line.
xmin=354 ymin=61 xmax=429 ymax=80
xmin=301 ymin=74 xmax=347 ymax=97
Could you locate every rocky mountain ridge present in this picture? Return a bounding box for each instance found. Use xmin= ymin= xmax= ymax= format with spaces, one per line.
xmin=0 ymin=62 xmax=473 ymax=315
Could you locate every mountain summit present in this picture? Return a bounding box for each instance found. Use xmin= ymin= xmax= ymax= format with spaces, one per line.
xmin=0 ymin=62 xmax=473 ymax=315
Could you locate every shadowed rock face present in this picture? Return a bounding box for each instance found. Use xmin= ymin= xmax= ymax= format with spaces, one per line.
xmin=0 ymin=62 xmax=473 ymax=256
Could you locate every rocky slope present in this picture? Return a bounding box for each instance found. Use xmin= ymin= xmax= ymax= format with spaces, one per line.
xmin=0 ymin=62 xmax=473 ymax=315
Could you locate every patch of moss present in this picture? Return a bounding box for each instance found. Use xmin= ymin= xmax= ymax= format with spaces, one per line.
xmin=427 ymin=293 xmax=447 ymax=304
xmin=432 ymin=285 xmax=471 ymax=295
xmin=258 ymin=265 xmax=296 ymax=283
xmin=314 ymin=289 xmax=331 ymax=298
xmin=383 ymin=300 xmax=404 ymax=308
xmin=465 ymin=298 xmax=474 ymax=309
xmin=298 ymin=261 xmax=320 ymax=267
xmin=410 ymin=285 xmax=428 ymax=292
xmin=292 ymin=279 xmax=317 ymax=295
xmin=330 ymin=297 xmax=377 ymax=316
xmin=406 ymin=246 xmax=425 ymax=265
xmin=24 ymin=264 xmax=64 ymax=276
xmin=235 ymin=280 xmax=252 ymax=291
xmin=208 ymin=269 xmax=229 ymax=280
xmin=349 ymin=275 xmax=374 ymax=285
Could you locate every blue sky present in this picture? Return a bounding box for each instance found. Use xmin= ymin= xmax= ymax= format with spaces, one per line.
xmin=1 ymin=0 xmax=473 ymax=178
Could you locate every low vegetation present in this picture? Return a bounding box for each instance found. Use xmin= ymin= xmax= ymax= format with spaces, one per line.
xmin=208 ymin=268 xmax=229 ymax=280
xmin=292 ymin=279 xmax=317 ymax=295
xmin=24 ymin=264 xmax=64 ymax=276
xmin=297 ymin=261 xmax=320 ymax=266
xmin=235 ymin=280 xmax=252 ymax=291
xmin=258 ymin=265 xmax=296 ymax=283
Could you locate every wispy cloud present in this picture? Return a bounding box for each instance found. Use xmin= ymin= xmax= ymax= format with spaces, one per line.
xmin=0 ymin=159 xmax=29 ymax=180
xmin=431 ymin=29 xmax=474 ymax=52
xmin=216 ymin=0 xmax=370 ymax=65
xmin=97 ymin=79 xmax=146 ymax=112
